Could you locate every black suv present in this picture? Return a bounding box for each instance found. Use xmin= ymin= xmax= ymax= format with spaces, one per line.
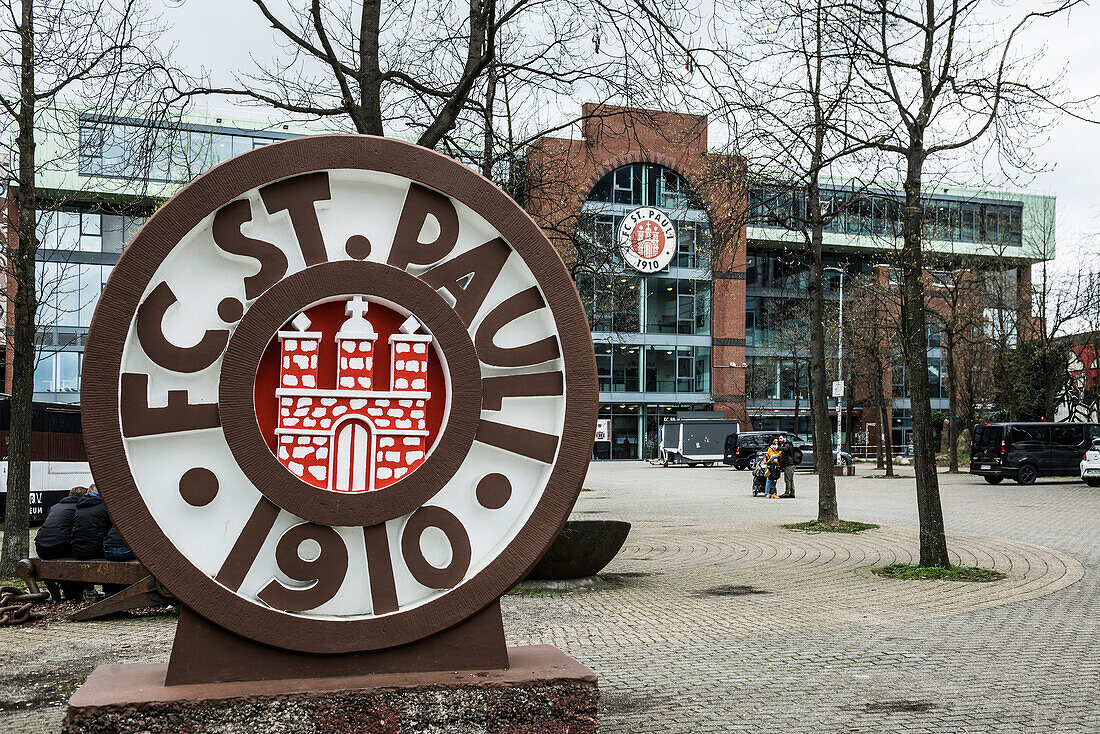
xmin=724 ymin=431 xmax=803 ymax=470
xmin=970 ymin=422 xmax=1100 ymax=485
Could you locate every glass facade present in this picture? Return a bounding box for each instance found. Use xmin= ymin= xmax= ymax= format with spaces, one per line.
xmin=749 ymin=186 xmax=1024 ymax=247
xmin=79 ymin=115 xmax=296 ymax=183
xmin=33 ymin=118 xmax=298 ymax=402
xmin=578 ymin=274 xmax=711 ymax=335
xmin=581 ymin=163 xmax=717 ymax=459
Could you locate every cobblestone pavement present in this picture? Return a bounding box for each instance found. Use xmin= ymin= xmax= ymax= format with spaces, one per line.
xmin=2 ymin=465 xmax=1097 ymax=733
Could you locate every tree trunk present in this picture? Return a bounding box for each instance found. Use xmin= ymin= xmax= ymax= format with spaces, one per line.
xmin=1 ymin=0 xmax=37 ymax=578
xmin=944 ymin=334 xmax=959 ymax=473
xmin=358 ymin=0 xmax=385 ymax=135
xmin=900 ymin=153 xmax=949 ymax=568
xmin=874 ymin=358 xmax=893 ymax=477
xmin=480 ymin=62 xmax=497 ymax=179
xmin=793 ymin=361 xmax=801 ymax=435
xmin=807 ymin=181 xmax=838 ymax=526
xmin=845 ymin=358 xmax=855 ymax=453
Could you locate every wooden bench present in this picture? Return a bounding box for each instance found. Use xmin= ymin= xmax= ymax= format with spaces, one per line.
xmin=15 ymin=557 xmax=173 ymax=622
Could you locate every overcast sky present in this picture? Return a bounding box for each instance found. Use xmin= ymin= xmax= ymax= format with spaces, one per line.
xmin=154 ymin=0 xmax=1100 ymax=273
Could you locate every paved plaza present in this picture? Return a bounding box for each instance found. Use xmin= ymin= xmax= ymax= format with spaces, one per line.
xmin=2 ymin=464 xmax=1097 ymax=733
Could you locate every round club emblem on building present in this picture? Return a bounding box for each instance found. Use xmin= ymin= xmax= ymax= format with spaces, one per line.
xmin=618 ymin=206 xmax=677 ymax=273
xmin=81 ymin=135 xmax=596 ymax=654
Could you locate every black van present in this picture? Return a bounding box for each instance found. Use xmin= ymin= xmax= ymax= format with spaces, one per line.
xmin=970 ymin=422 xmax=1100 ymax=485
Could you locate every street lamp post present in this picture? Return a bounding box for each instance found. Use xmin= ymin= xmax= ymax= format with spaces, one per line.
xmin=825 ymin=266 xmax=845 ymax=458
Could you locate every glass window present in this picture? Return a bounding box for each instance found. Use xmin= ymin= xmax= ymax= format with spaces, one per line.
xmin=961 ymin=204 xmax=976 ymax=241
xmin=37 ymin=261 xmax=59 ymax=328
xmin=595 ymin=344 xmax=611 ymax=391
xmin=57 ymin=351 xmax=81 ymax=393
xmin=645 ymin=277 xmax=678 ymax=334
xmin=1009 ymin=425 xmax=1049 ymax=444
xmin=1051 ymin=425 xmax=1084 ymax=447
xmin=611 ymin=408 xmax=640 ymax=459
xmin=80 ymin=213 xmax=101 ymax=236
xmin=579 ymin=274 xmax=640 ymax=333
xmin=762 ymin=357 xmax=781 ymax=400
xmin=56 ymin=212 xmax=81 ymax=251
xmin=646 ymin=347 xmax=678 ymax=393
xmin=694 ymin=280 xmax=711 ymax=335
xmin=973 ymin=425 xmax=1003 ymax=449
xmin=676 ymin=352 xmax=694 ymax=392
xmin=34 ymin=354 xmax=55 ymax=393
xmin=78 ymin=264 xmax=101 ymax=327
xmin=611 ymin=345 xmax=640 ymax=392
xmin=54 ymin=263 xmax=81 ymax=327
xmin=695 ymin=346 xmax=711 ymax=393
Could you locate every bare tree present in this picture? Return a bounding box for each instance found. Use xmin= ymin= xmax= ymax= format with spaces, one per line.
xmin=847 ymin=269 xmax=899 ymax=475
xmin=728 ymin=0 xmax=893 ymax=525
xmin=0 ymin=0 xmax=175 ymax=577
xmin=177 ymin=0 xmax=715 ymax=155
xmin=837 ymin=0 xmax=1085 ymax=567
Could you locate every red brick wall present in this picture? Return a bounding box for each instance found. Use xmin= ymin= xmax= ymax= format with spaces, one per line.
xmin=524 ymin=105 xmax=749 ymax=425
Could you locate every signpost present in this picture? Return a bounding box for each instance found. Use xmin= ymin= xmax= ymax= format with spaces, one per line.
xmin=67 ymin=135 xmax=599 ymax=733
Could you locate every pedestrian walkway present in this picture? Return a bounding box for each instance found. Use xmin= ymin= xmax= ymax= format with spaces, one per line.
xmin=1 ymin=465 xmax=1096 ymax=733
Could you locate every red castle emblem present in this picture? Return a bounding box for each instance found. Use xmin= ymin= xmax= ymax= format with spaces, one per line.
xmin=630 ymin=219 xmax=666 ymax=259
xmin=270 ymin=296 xmax=436 ymax=493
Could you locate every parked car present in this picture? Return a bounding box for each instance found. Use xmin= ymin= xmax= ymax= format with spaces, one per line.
xmin=1081 ymin=438 xmax=1100 ymax=488
xmin=799 ymin=442 xmax=854 ymax=469
xmin=970 ymin=422 xmax=1100 ymax=485
xmin=723 ymin=431 xmax=852 ymax=470
xmin=724 ymin=431 xmax=803 ymax=469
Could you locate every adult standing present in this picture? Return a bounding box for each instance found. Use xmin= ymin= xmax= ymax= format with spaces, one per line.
xmin=778 ymin=435 xmax=797 ymax=499
xmin=763 ymin=438 xmax=783 ymax=498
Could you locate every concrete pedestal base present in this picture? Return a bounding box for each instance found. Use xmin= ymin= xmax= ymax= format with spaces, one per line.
xmin=63 ymin=645 xmax=598 ymax=734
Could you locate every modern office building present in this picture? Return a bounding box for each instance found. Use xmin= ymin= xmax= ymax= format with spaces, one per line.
xmin=8 ymin=103 xmax=1055 ymax=460
xmin=5 ymin=108 xmax=316 ymax=402
xmin=525 ymin=104 xmax=1055 ymax=458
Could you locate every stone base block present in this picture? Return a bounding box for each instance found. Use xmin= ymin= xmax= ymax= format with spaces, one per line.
xmin=63 ymin=645 xmax=597 ymax=734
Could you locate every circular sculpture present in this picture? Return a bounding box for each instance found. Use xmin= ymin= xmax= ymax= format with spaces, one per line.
xmin=81 ymin=135 xmax=596 ymax=654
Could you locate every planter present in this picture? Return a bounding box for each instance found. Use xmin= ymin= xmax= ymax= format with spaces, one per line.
xmin=525 ymin=520 xmax=631 ymax=580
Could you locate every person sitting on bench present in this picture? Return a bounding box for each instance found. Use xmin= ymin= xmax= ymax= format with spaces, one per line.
xmin=103 ymin=526 xmax=135 ymax=562
xmin=34 ymin=485 xmax=89 ymax=601
xmin=35 ymin=486 xmax=88 ymax=559
xmin=70 ymin=485 xmax=112 ymax=560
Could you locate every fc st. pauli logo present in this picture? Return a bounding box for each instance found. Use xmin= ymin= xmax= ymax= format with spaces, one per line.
xmin=267 ymin=297 xmax=440 ymax=493
xmin=82 ymin=137 xmax=595 ymax=654
xmin=618 ymin=206 xmax=677 ymax=273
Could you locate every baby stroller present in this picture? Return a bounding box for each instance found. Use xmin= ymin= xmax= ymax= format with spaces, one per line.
xmin=751 ymin=453 xmax=769 ymax=496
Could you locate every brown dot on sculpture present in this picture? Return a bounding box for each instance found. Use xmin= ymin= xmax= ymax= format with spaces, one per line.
xmin=179 ymin=467 xmax=219 ymax=507
xmin=217 ymin=297 xmax=244 ymax=323
xmin=475 ymin=473 xmax=511 ymax=510
xmin=345 ymin=235 xmax=372 ymax=260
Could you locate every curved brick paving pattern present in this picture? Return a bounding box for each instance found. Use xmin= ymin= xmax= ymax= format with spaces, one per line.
xmin=2 ymin=466 xmax=1097 ymax=732
xmin=505 ymin=521 xmax=1083 ymax=649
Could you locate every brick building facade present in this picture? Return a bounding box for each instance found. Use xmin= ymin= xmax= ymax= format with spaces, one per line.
xmin=524 ymin=104 xmax=750 ymax=449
